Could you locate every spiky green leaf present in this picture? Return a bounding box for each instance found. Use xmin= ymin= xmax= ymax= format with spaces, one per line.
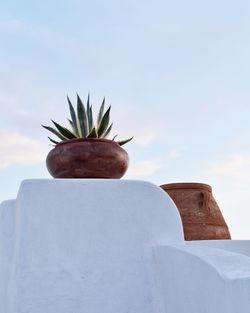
xmin=87 ymin=105 xmax=93 ymax=132
xmin=97 ymin=106 xmax=111 ymax=137
xmin=86 ymin=93 xmax=90 ymax=112
xmin=67 ymin=96 xmax=80 ymax=136
xmin=77 ymin=94 xmax=88 ymax=137
xmin=87 ymin=94 xmax=94 ymax=132
xmin=102 ymin=123 xmax=113 ymax=138
xmin=68 ymin=118 xmax=74 ymax=130
xmin=51 ymin=120 xmax=77 ymax=139
xmin=116 ymin=136 xmax=133 ymax=146
xmin=42 ymin=125 xmax=66 ymax=141
xmin=97 ymin=97 xmax=105 ymax=127
xmin=87 ymin=127 xmax=98 ymax=138
xmin=48 ymin=137 xmax=59 ymax=145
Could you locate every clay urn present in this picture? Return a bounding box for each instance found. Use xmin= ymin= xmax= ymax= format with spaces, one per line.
xmin=160 ymin=182 xmax=231 ymax=241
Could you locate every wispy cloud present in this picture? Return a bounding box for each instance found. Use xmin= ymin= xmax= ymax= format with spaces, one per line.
xmin=127 ymin=147 xmax=183 ymax=178
xmin=132 ymin=130 xmax=158 ymax=147
xmin=204 ymin=154 xmax=250 ymax=239
xmin=0 ymin=18 xmax=26 ymax=32
xmin=0 ymin=64 xmax=66 ymax=138
xmin=111 ymin=100 xmax=166 ymax=147
xmin=0 ymin=131 xmax=49 ymax=169
xmin=209 ymin=154 xmax=250 ymax=179
xmin=128 ymin=160 xmax=162 ymax=176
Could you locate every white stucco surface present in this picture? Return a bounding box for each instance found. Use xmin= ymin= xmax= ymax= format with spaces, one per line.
xmin=0 ymin=179 xmax=183 ymax=313
xmin=0 ymin=199 xmax=16 ymax=312
xmin=153 ymin=244 xmax=250 ymax=313
xmin=1 ymin=179 xmax=250 ymax=313
xmin=187 ymin=239 xmax=250 ymax=257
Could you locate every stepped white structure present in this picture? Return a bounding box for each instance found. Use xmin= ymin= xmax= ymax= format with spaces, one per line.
xmin=0 ymin=179 xmax=250 ymax=313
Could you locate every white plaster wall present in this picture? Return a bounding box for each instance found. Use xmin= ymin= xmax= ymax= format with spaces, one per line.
xmin=0 ymin=200 xmax=16 ymax=313
xmin=188 ymin=239 xmax=250 ymax=257
xmin=2 ymin=179 xmax=250 ymax=313
xmin=6 ymin=179 xmax=183 ymax=313
xmin=153 ymin=244 xmax=250 ymax=313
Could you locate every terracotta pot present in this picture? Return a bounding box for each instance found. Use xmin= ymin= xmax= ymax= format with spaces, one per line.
xmin=46 ymin=138 xmax=129 ymax=179
xmin=160 ymin=182 xmax=231 ymax=241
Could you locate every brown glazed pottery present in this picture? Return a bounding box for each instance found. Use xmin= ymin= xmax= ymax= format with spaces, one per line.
xmin=46 ymin=138 xmax=129 ymax=178
xmin=160 ymin=182 xmax=231 ymax=241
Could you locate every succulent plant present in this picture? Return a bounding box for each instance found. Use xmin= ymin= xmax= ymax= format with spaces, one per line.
xmin=42 ymin=94 xmax=133 ymax=146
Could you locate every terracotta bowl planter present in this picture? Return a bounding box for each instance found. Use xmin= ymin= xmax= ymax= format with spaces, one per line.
xmin=46 ymin=138 xmax=129 ymax=179
xmin=160 ymin=182 xmax=231 ymax=241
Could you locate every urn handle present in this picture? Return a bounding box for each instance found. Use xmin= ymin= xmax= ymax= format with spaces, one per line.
xmin=200 ymin=191 xmax=211 ymax=212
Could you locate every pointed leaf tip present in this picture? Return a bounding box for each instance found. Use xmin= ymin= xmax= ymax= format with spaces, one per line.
xmin=42 ymin=124 xmax=66 ymax=141
xmin=51 ymin=120 xmax=77 ymax=139
xmin=117 ymin=136 xmax=133 ymax=146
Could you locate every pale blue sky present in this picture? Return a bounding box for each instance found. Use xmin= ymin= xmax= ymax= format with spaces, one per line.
xmin=1 ymin=0 xmax=250 ymax=238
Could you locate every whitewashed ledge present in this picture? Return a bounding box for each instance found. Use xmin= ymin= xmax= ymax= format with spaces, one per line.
xmin=0 ymin=179 xmax=250 ymax=313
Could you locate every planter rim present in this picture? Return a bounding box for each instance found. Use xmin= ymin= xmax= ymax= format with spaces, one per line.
xmin=55 ymin=137 xmax=120 ymax=147
xmin=161 ymin=182 xmax=212 ymax=192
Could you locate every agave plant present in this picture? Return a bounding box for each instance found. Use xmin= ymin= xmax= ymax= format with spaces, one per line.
xmin=42 ymin=94 xmax=133 ymax=146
